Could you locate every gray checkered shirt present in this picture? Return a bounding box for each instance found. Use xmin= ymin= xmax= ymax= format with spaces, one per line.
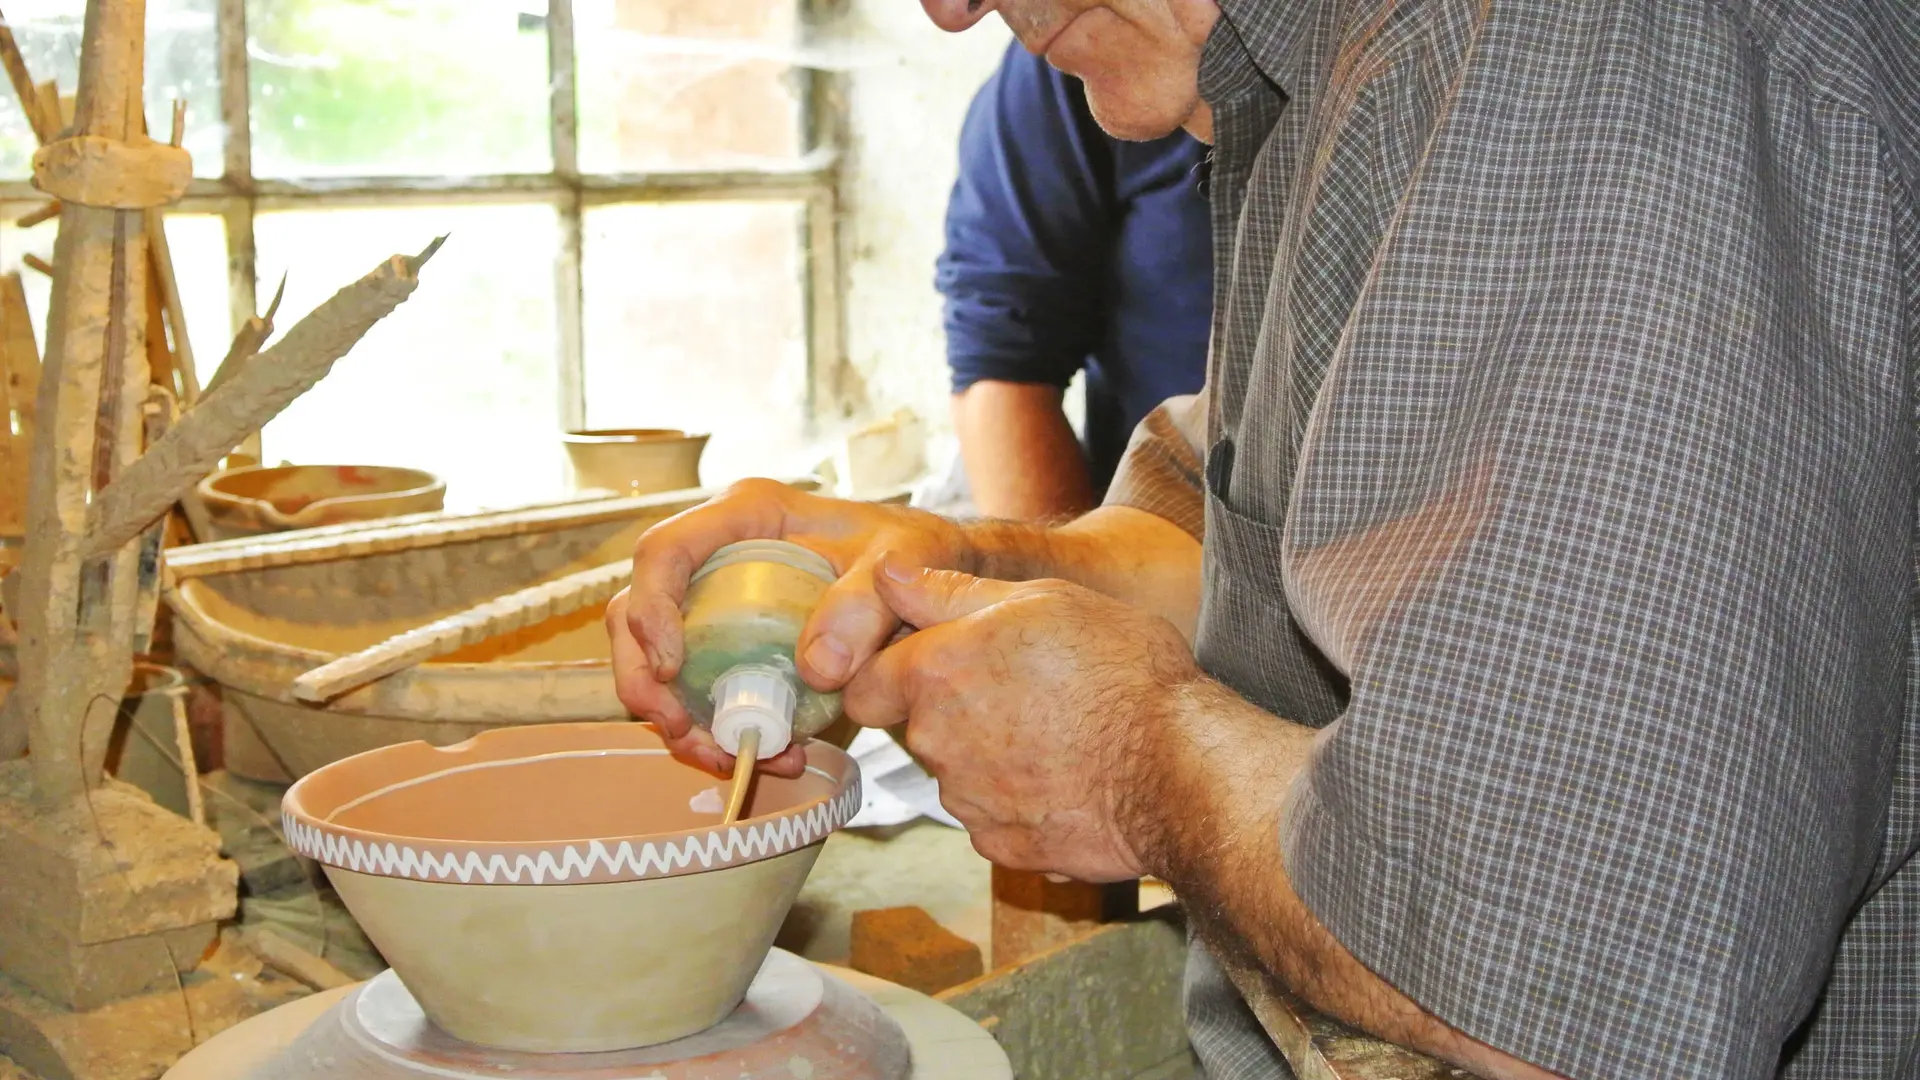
xmin=1106 ymin=2 xmax=1920 ymax=1077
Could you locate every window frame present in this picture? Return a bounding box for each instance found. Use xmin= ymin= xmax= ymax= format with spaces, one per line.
xmin=0 ymin=0 xmax=845 ymax=445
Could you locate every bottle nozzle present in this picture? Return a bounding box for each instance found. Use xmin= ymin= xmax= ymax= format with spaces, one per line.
xmin=709 ymin=664 xmax=796 ymax=759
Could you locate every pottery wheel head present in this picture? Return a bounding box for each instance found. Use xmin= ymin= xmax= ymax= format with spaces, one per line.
xmin=244 ymin=949 xmax=911 ymax=1080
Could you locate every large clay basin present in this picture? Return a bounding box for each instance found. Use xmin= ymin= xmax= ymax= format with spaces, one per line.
xmin=164 ymin=494 xmax=696 ymax=782
xmin=283 ymin=722 xmax=862 ymax=1053
xmin=197 ymin=464 xmax=446 ymax=540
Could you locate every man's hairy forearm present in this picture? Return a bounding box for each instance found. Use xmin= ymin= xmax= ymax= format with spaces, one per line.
xmin=1129 ymin=678 xmax=1561 ymax=1080
xmin=959 ymin=505 xmax=1202 ymax=639
xmin=952 ymin=383 xmax=1095 ymax=520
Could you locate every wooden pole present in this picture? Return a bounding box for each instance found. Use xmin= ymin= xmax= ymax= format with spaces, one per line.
xmin=13 ymin=0 xmax=151 ymax=801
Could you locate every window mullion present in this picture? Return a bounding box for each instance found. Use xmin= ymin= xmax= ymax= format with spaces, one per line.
xmin=548 ymin=0 xmax=586 ymax=436
xmin=216 ymin=0 xmax=261 ymax=460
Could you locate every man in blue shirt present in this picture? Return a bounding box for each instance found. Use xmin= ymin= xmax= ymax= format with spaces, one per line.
xmin=936 ymin=41 xmax=1211 ymax=520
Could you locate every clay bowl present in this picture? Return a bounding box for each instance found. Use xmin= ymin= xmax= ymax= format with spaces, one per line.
xmin=282 ymin=722 xmax=861 ymax=1053
xmin=563 ymin=428 xmax=709 ymax=495
xmin=197 ymin=464 xmax=446 ymax=540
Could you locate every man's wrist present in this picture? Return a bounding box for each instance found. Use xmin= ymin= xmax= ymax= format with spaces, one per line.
xmin=1118 ymin=674 xmax=1315 ymax=889
xmin=955 ymin=516 xmax=1059 ymax=581
xmin=1113 ymin=669 xmax=1222 ymax=883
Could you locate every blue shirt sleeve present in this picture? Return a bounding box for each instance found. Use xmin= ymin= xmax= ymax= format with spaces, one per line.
xmin=937 ymin=43 xmax=1114 ymax=393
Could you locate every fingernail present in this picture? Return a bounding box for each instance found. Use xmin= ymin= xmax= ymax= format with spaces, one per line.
xmin=879 ymin=555 xmax=920 ymax=584
xmin=804 ymin=635 xmax=852 ymax=683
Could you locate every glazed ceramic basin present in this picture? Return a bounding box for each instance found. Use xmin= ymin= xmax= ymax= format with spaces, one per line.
xmin=282 ymin=722 xmax=861 ymax=1053
xmin=563 ymin=428 xmax=709 ymax=495
xmin=197 ymin=464 xmax=445 ymax=540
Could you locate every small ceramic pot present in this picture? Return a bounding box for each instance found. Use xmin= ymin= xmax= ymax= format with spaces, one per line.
xmin=282 ymin=722 xmax=861 ymax=1053
xmin=562 ymin=428 xmax=709 ymax=495
xmin=196 ymin=464 xmax=445 ymax=540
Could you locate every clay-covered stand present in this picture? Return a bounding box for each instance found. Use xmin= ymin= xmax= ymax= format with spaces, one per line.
xmin=161 ymin=724 xmax=1010 ymax=1080
xmin=0 ymin=3 xmax=444 ymax=1077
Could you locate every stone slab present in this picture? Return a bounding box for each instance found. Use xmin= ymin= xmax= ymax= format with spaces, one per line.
xmin=939 ymin=908 xmax=1189 ymax=1080
xmin=0 ymin=920 xmax=216 ymax=1012
xmin=0 ymin=762 xmax=237 ymax=945
xmin=200 ymin=771 xmax=309 ymax=898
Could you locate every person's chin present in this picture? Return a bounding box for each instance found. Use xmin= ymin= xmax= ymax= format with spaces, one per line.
xmin=1078 ymin=73 xmax=1195 ymax=141
xmin=1047 ymin=15 xmax=1196 ymax=141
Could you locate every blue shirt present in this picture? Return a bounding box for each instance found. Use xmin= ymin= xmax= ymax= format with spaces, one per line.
xmin=936 ymin=43 xmax=1214 ymax=495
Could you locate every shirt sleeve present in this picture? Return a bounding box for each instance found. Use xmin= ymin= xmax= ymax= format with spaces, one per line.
xmin=936 ymin=43 xmax=1114 ymax=393
xmin=1104 ymin=386 xmax=1208 ymax=540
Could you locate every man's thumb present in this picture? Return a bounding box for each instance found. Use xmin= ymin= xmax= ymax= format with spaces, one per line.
xmin=872 ymin=552 xmax=1021 ymax=629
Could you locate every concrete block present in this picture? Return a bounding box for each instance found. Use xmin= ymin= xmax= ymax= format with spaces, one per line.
xmin=849 ymin=905 xmax=984 ymax=996
xmin=0 ymin=921 xmax=216 ymax=1011
xmin=0 ymin=762 xmax=237 ymax=946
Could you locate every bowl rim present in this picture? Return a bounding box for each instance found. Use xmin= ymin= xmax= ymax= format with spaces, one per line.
xmin=281 ymin=723 xmax=861 ymax=886
xmin=561 ymin=429 xmax=711 ymax=445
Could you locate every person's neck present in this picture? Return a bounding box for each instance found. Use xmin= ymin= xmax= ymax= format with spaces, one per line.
xmin=1183 ymin=100 xmax=1215 ymax=143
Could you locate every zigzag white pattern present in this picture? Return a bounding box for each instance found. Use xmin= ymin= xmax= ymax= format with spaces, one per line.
xmin=286 ymin=781 xmax=862 ymax=885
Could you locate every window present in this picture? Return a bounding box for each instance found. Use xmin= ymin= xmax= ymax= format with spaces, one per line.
xmin=0 ymin=0 xmax=840 ymax=510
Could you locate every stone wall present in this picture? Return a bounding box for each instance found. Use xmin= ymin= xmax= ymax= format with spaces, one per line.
xmin=825 ymin=2 xmax=1010 ymax=440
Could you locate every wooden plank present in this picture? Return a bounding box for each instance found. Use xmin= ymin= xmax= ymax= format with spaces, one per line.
xmin=161 ymin=485 xmax=738 ymax=579
xmin=291 ymin=558 xmax=631 ymax=702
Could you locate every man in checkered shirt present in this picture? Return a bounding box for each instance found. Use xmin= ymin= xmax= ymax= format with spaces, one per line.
xmin=609 ymin=1 xmax=1920 ymax=1076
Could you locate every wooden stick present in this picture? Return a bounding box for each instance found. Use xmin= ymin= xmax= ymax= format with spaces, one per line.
xmin=721 ymin=728 xmax=759 ymax=826
xmin=0 ymin=8 xmax=55 ymax=144
xmin=169 ymin=688 xmax=203 ymax=827
xmin=15 ymin=200 xmax=60 ymax=228
xmin=243 ymin=928 xmax=354 ymax=992
xmin=32 ymin=77 xmax=59 ymax=138
xmin=83 ymin=239 xmax=443 ymax=558
xmin=129 ymin=386 xmax=173 ymax=655
xmin=0 ymin=273 xmax=34 ymax=539
xmin=291 ymin=557 xmax=632 ymax=703
xmin=20 ymin=253 xmax=52 ymax=277
xmin=200 ymin=271 xmax=284 ymax=397
xmin=147 ymin=96 xmax=197 ymax=402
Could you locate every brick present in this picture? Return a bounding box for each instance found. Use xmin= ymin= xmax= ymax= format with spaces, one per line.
xmin=849 ymin=905 xmax=984 ymax=996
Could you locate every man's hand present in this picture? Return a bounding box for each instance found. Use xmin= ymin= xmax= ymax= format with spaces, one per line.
xmin=844 ymin=556 xmax=1201 ymax=881
xmin=606 ymin=479 xmax=976 ymax=778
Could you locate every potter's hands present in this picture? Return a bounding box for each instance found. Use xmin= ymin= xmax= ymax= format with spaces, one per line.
xmin=847 ymin=557 xmax=1200 ymax=882
xmin=607 ymin=479 xmax=974 ymax=778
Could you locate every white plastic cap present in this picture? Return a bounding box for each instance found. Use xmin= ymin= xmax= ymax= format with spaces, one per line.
xmin=709 ymin=664 xmax=796 ymax=759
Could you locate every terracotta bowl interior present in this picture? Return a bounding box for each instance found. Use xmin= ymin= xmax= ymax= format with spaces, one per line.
xmin=205 ymin=464 xmax=442 ymax=514
xmin=288 ymin=723 xmax=841 ymax=845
